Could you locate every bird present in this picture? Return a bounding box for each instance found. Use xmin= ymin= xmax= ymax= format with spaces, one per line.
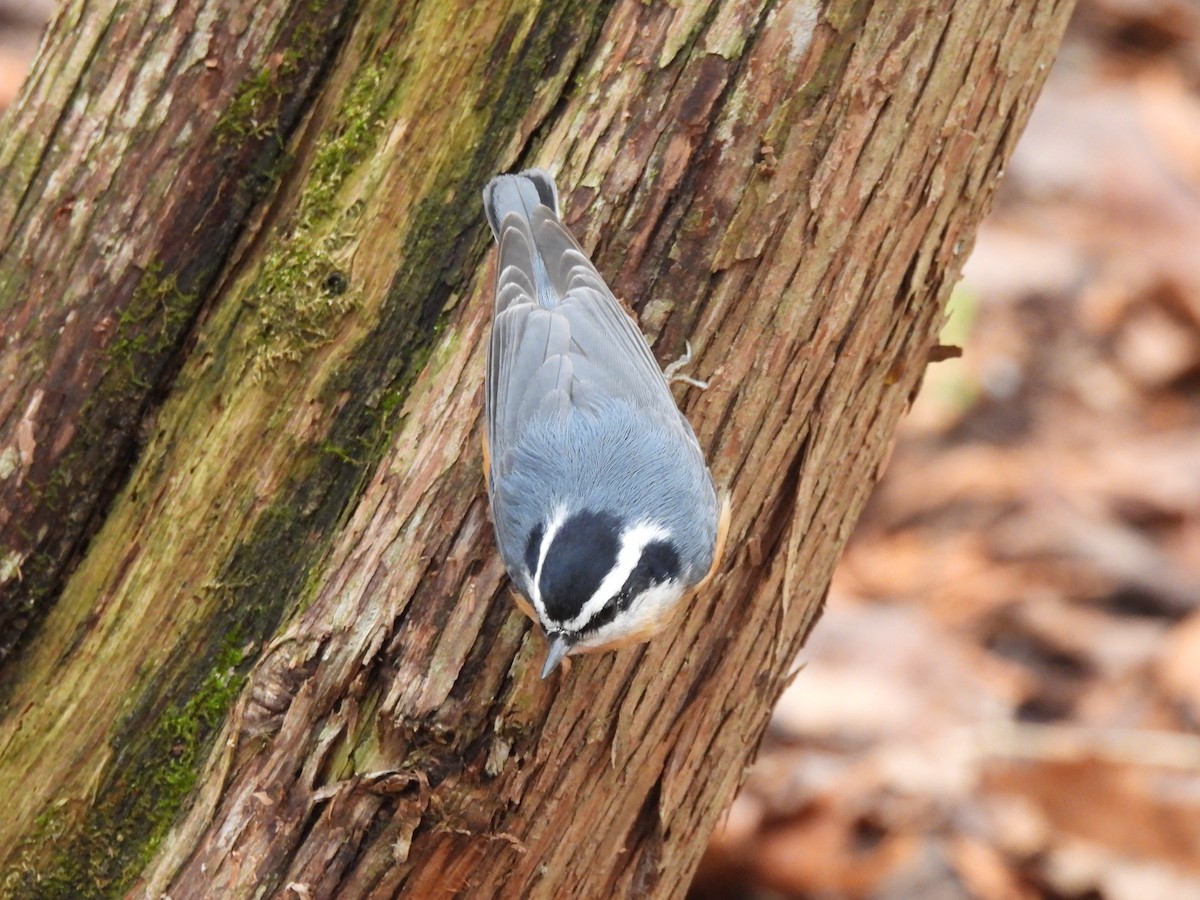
xmin=481 ymin=168 xmax=728 ymax=678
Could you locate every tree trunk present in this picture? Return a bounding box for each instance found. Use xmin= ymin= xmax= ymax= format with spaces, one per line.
xmin=0 ymin=0 xmax=1074 ymax=897
xmin=0 ymin=0 xmax=355 ymax=662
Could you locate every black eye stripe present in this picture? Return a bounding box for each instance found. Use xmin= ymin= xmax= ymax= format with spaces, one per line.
xmin=524 ymin=522 xmax=545 ymax=577
xmin=626 ymin=540 xmax=680 ymax=591
xmin=580 ymin=539 xmax=681 ymax=636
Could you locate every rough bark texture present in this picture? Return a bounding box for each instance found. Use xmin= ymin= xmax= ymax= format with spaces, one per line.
xmin=0 ymin=0 xmax=1074 ymax=897
xmin=0 ymin=0 xmax=356 ymax=663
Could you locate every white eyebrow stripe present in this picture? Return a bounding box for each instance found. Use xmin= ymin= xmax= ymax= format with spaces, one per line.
xmin=530 ymin=504 xmax=568 ymax=622
xmin=561 ymin=522 xmax=670 ymax=633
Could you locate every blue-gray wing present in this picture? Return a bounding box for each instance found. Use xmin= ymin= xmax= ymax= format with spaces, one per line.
xmin=487 ymin=216 xmax=574 ymax=471
xmin=486 ymin=185 xmax=684 ymax=477
xmin=533 ymin=209 xmax=678 ymax=416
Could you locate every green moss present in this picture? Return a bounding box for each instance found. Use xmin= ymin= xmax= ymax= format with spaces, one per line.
xmin=160 ymin=637 xmax=246 ymax=778
xmin=247 ymin=58 xmax=394 ymax=379
xmin=215 ymin=67 xmax=285 ymax=143
xmin=306 ymin=64 xmax=389 ymax=222
xmin=321 ymin=441 xmax=361 ymax=465
xmin=214 ymin=20 xmax=329 ymax=147
xmin=1 ymin=637 xmax=246 ymax=898
xmin=108 ymin=265 xmax=198 ymax=390
xmin=4 ymin=0 xmax=618 ymax=891
xmin=30 ymin=264 xmax=196 ymax=517
xmin=0 ymin=262 xmax=202 ymax=668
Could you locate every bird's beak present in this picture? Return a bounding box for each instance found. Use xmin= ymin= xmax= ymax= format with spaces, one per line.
xmin=541 ymin=633 xmax=572 ymax=679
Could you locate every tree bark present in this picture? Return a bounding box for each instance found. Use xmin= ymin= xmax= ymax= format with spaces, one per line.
xmin=0 ymin=0 xmax=1074 ymax=897
xmin=0 ymin=0 xmax=355 ymax=662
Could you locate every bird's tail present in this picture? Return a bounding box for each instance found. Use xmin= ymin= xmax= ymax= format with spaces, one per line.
xmin=483 ymin=169 xmax=560 ymax=240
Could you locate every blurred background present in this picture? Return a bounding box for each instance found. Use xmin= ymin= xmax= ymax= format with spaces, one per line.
xmin=0 ymin=0 xmax=47 ymax=110
xmin=692 ymin=2 xmax=1200 ymax=897
xmin=4 ymin=1 xmax=1198 ymax=897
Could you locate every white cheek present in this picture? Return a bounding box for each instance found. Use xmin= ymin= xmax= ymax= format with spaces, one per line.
xmin=573 ymin=580 xmax=686 ymax=651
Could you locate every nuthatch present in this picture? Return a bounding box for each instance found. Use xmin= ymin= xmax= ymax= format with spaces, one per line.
xmin=482 ymin=169 xmax=728 ymax=678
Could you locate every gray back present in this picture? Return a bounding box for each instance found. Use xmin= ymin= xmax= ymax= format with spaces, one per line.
xmin=482 ymin=170 xmax=717 ymax=587
xmin=491 ymin=397 xmax=719 ymax=596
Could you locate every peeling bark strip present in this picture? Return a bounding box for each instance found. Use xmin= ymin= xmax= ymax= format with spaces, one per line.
xmin=0 ymin=0 xmax=1074 ymax=897
xmin=0 ymin=0 xmax=356 ymax=664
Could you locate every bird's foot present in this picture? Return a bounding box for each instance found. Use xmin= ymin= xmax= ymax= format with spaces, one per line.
xmin=664 ymin=341 xmax=709 ymax=390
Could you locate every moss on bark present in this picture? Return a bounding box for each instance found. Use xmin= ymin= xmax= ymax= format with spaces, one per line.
xmin=0 ymin=0 xmax=615 ymax=893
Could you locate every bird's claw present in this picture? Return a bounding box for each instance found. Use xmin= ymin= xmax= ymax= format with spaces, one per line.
xmin=664 ymin=340 xmax=709 ymax=390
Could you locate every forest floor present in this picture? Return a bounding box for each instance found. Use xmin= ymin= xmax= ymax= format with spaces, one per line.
xmin=4 ymin=2 xmax=1198 ymax=898
xmin=692 ymin=2 xmax=1200 ymax=898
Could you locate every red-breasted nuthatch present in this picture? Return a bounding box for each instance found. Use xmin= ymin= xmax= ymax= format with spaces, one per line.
xmin=482 ymin=169 xmax=729 ymax=678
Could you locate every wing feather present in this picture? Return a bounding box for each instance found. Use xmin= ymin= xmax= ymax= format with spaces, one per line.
xmin=486 ymin=179 xmax=683 ymax=478
xmin=488 ymin=218 xmax=574 ymax=468
xmin=528 ymin=207 xmax=675 ymax=413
